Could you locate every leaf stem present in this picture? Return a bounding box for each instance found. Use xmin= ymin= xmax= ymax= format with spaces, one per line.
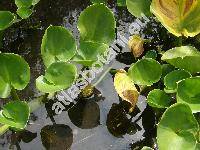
xmin=0 ymin=124 xmax=9 ymax=136
xmin=93 ymin=66 xmax=112 ymax=87
xmin=28 ymin=93 xmax=49 ymax=112
xmin=11 ymin=87 xmax=20 ymax=101
xmin=177 ymin=36 xmax=183 ymax=46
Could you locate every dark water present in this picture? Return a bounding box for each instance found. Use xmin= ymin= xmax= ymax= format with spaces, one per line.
xmin=1 ymin=0 xmax=198 ymax=150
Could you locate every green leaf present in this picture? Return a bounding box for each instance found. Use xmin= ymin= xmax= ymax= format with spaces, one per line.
xmin=145 ymin=50 xmax=157 ymax=59
xmin=15 ymin=0 xmax=32 ymax=8
xmin=17 ymin=7 xmax=33 ymax=19
xmin=177 ymin=77 xmax=200 ymax=113
xmin=126 ymin=0 xmax=151 ymax=17
xmin=0 ymin=11 xmax=16 ymax=30
xmin=0 ymin=53 xmax=30 ymax=98
xmin=128 ymin=58 xmax=162 ymax=85
xmin=78 ymin=4 xmax=116 ymax=45
xmin=164 ymin=70 xmax=191 ymax=93
xmin=157 ymin=103 xmax=199 ymax=150
xmin=41 ymin=26 xmax=76 ymax=68
xmin=0 ymin=101 xmax=30 ymax=130
xmin=147 ymin=89 xmax=171 ymax=108
xmin=114 ymin=70 xmax=139 ymax=107
xmin=117 ymin=0 xmax=126 ymax=7
xmin=90 ymin=0 xmax=106 ymax=3
xmin=36 ymin=62 xmax=77 ymax=93
xmin=151 ymin=0 xmax=200 ymax=37
xmin=161 ymin=64 xmax=175 ymax=80
xmin=32 ymin=0 xmax=40 ymax=5
xmin=162 ymin=46 xmax=200 ymax=74
xmin=74 ymin=41 xmax=108 ymax=66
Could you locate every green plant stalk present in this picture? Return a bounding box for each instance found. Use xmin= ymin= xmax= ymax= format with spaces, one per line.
xmin=177 ymin=36 xmax=183 ymax=46
xmin=28 ymin=93 xmax=49 ymax=112
xmin=11 ymin=87 xmax=20 ymax=101
xmin=93 ymin=66 xmax=112 ymax=87
xmin=0 ymin=124 xmax=9 ymax=136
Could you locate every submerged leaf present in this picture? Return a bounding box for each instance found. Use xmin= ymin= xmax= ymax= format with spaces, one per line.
xmin=0 ymin=53 xmax=30 ymax=98
xmin=41 ymin=124 xmax=73 ymax=150
xmin=0 ymin=11 xmax=16 ymax=30
xmin=157 ymin=103 xmax=199 ymax=150
xmin=161 ymin=46 xmax=200 ymax=73
xmin=0 ymin=101 xmax=30 ymax=130
xmin=114 ymin=69 xmax=139 ymax=108
xmin=151 ymin=0 xmax=200 ymax=37
xmin=41 ymin=26 xmax=76 ymax=68
xmin=128 ymin=35 xmax=144 ymax=58
xmin=177 ymin=77 xmax=200 ymax=113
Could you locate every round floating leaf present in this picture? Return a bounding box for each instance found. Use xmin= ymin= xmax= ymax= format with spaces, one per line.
xmin=36 ymin=62 xmax=77 ymax=93
xmin=127 ymin=0 xmax=151 ymax=17
xmin=162 ymin=46 xmax=200 ymax=73
xmin=0 ymin=101 xmax=30 ymax=129
xmin=41 ymin=124 xmax=73 ymax=150
xmin=15 ymin=0 xmax=32 ymax=8
xmin=164 ymin=70 xmax=191 ymax=93
xmin=161 ymin=64 xmax=175 ymax=80
xmin=147 ymin=89 xmax=171 ymax=108
xmin=78 ymin=4 xmax=116 ymax=45
xmin=75 ymin=41 xmax=108 ymax=66
xmin=128 ymin=58 xmax=162 ymax=85
xmin=177 ymin=77 xmax=200 ymax=113
xmin=41 ymin=26 xmax=76 ymax=67
xmin=114 ymin=70 xmax=139 ymax=108
xmin=17 ymin=7 xmax=33 ymax=19
xmin=0 ymin=11 xmax=16 ymax=30
xmin=157 ymin=103 xmax=199 ymax=150
xmin=151 ymin=0 xmax=200 ymax=37
xmin=0 ymin=53 xmax=30 ymax=98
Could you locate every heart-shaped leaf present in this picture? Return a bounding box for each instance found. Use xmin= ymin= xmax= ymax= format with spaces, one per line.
xmin=177 ymin=77 xmax=200 ymax=113
xmin=17 ymin=7 xmax=33 ymax=19
xmin=128 ymin=58 xmax=162 ymax=85
xmin=0 ymin=11 xmax=16 ymax=30
xmin=0 ymin=53 xmax=30 ymax=98
xmin=41 ymin=26 xmax=76 ymax=68
xmin=78 ymin=4 xmax=115 ymax=45
xmin=157 ymin=103 xmax=199 ymax=150
xmin=114 ymin=69 xmax=139 ymax=107
xmin=151 ymin=0 xmax=200 ymax=37
xmin=147 ymin=89 xmax=171 ymax=108
xmin=162 ymin=46 xmax=200 ymax=74
xmin=15 ymin=0 xmax=32 ymax=8
xmin=36 ymin=62 xmax=77 ymax=93
xmin=164 ymin=69 xmax=191 ymax=93
xmin=0 ymin=101 xmax=30 ymax=130
xmin=127 ymin=0 xmax=151 ymax=17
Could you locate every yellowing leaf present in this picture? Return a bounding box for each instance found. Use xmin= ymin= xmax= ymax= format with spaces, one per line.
xmin=114 ymin=69 xmax=139 ymax=107
xmin=128 ymin=35 xmax=144 ymax=57
xmin=151 ymin=0 xmax=200 ymax=37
